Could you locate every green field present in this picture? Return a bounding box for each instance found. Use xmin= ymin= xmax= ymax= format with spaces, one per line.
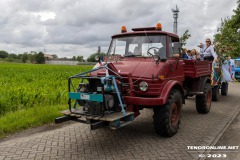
xmin=0 ymin=63 xmax=93 ymax=137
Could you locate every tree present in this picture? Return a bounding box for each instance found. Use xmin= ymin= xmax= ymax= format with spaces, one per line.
xmin=22 ymin=53 xmax=28 ymax=63
xmin=76 ymin=56 xmax=85 ymax=62
xmin=17 ymin=54 xmax=23 ymax=59
xmin=179 ymin=30 xmax=191 ymax=46
xmin=213 ymin=0 xmax=240 ymax=58
xmin=35 ymin=52 xmax=45 ymax=64
xmin=28 ymin=53 xmax=37 ymax=63
xmin=0 ymin=50 xmax=9 ymax=58
xmin=72 ymin=56 xmax=76 ymax=60
xmin=8 ymin=53 xmax=18 ymax=59
xmin=87 ymin=52 xmax=106 ymax=62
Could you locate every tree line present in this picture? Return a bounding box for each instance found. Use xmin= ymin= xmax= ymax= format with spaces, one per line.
xmin=0 ymin=50 xmax=106 ymax=63
xmin=0 ymin=51 xmax=45 ymax=64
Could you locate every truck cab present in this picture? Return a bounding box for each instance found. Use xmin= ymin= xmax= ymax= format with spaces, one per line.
xmin=103 ymin=24 xmax=185 ymax=109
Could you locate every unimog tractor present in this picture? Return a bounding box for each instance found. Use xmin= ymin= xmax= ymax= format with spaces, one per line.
xmin=56 ymin=23 xmax=212 ymax=137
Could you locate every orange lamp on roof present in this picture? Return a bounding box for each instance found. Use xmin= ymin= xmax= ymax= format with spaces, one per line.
xmin=121 ymin=26 xmax=127 ymax=33
xmin=156 ymin=23 xmax=162 ymax=30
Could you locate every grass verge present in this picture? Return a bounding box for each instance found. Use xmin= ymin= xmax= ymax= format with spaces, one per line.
xmin=0 ymin=105 xmax=67 ymax=139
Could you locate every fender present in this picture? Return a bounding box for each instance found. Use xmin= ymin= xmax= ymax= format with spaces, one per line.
xmin=160 ymin=80 xmax=185 ymax=105
xmin=200 ymin=76 xmax=211 ymax=91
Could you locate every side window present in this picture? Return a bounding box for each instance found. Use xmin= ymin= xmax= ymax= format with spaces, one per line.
xmin=115 ymin=40 xmax=126 ymax=55
xmin=109 ymin=40 xmax=126 ymax=56
xmin=169 ymin=38 xmax=173 ymax=57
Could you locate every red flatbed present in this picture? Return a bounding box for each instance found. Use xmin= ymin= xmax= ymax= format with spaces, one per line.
xmin=183 ymin=60 xmax=211 ymax=78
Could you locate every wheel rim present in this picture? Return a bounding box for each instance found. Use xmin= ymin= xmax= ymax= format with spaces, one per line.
xmin=207 ymin=90 xmax=211 ymax=108
xmin=171 ymin=102 xmax=179 ymax=126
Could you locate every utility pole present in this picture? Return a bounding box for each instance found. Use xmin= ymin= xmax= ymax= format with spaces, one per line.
xmin=172 ymin=5 xmax=180 ymax=34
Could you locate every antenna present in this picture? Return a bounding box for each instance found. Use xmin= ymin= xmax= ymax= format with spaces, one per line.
xmin=97 ymin=46 xmax=101 ymax=54
xmin=172 ymin=5 xmax=180 ymax=34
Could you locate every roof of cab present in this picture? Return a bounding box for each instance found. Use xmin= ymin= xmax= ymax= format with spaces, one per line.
xmin=112 ymin=27 xmax=179 ymax=41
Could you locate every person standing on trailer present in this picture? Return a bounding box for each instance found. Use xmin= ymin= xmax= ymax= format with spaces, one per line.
xmin=199 ymin=38 xmax=218 ymax=61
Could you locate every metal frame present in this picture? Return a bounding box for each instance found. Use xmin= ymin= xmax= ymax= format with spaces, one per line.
xmin=67 ymin=63 xmax=126 ymax=117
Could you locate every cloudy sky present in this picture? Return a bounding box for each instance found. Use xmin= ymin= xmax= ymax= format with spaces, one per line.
xmin=0 ymin=0 xmax=238 ymax=59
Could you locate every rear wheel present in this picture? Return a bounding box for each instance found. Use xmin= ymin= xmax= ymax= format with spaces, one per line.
xmin=153 ymin=89 xmax=182 ymax=137
xmin=212 ymin=85 xmax=219 ymax=101
xmin=221 ymin=82 xmax=228 ymax=96
xmin=196 ymin=83 xmax=212 ymax=114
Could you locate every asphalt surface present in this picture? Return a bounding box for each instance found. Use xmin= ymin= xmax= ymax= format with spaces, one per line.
xmin=0 ymin=83 xmax=239 ymax=160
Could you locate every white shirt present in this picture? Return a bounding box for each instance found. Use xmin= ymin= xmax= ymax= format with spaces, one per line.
xmin=188 ymin=55 xmax=196 ymax=60
xmin=229 ymin=59 xmax=235 ymax=67
xmin=200 ymin=44 xmax=218 ymax=59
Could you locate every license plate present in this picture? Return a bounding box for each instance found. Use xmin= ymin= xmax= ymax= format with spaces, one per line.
xmin=80 ymin=94 xmax=90 ymax=100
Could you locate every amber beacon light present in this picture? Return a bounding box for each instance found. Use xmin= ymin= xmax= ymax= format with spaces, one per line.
xmin=121 ymin=26 xmax=127 ymax=33
xmin=156 ymin=23 xmax=162 ymax=30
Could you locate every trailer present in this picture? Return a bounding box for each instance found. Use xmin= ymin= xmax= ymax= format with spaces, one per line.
xmin=56 ymin=23 xmax=213 ymax=137
xmin=211 ymin=57 xmax=233 ymax=101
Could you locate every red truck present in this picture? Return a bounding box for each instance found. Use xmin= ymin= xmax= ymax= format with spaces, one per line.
xmin=56 ymin=23 xmax=212 ymax=137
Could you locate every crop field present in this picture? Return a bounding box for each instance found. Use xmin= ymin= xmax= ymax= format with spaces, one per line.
xmin=0 ymin=63 xmax=93 ymax=137
xmin=0 ymin=63 xmax=93 ymax=115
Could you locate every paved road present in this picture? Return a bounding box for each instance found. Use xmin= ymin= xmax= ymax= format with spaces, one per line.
xmin=206 ymin=111 xmax=240 ymax=160
xmin=0 ymin=83 xmax=239 ymax=160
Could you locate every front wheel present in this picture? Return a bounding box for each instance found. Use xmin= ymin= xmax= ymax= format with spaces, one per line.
xmin=153 ymin=89 xmax=182 ymax=137
xmin=196 ymin=83 xmax=212 ymax=114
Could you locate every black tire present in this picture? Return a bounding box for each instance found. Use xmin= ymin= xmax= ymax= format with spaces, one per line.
xmin=221 ymin=82 xmax=228 ymax=96
xmin=196 ymin=83 xmax=212 ymax=114
xmin=212 ymin=85 xmax=219 ymax=101
xmin=153 ymin=89 xmax=182 ymax=137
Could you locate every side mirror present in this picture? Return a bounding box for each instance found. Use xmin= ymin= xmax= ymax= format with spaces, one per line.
xmin=173 ymin=42 xmax=181 ymax=55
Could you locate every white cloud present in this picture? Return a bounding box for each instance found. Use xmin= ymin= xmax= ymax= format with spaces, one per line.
xmin=32 ymin=11 xmax=56 ymax=21
xmin=0 ymin=0 xmax=238 ymax=58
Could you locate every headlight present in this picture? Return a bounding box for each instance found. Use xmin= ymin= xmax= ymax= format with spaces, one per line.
xmin=139 ymin=81 xmax=148 ymax=92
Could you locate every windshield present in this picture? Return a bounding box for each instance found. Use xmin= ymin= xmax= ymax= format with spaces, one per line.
xmin=107 ymin=35 xmax=167 ymax=57
xmin=236 ymin=60 xmax=240 ymax=68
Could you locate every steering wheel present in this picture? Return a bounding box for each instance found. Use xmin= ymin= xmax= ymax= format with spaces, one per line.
xmin=147 ymin=47 xmax=160 ymax=56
